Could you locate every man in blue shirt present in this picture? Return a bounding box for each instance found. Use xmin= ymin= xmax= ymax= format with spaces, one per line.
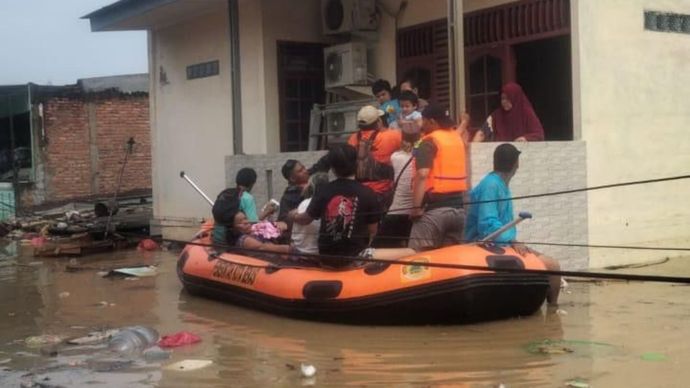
xmin=466 ymin=144 xmax=561 ymax=305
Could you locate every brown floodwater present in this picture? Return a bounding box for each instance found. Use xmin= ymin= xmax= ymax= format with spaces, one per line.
xmin=0 ymin=240 xmax=689 ymax=387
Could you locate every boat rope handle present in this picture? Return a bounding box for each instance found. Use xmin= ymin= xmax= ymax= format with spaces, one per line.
xmin=166 ymin=237 xmax=690 ymax=284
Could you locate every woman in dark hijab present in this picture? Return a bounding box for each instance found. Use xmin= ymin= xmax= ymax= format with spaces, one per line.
xmin=473 ymin=82 xmax=545 ymax=142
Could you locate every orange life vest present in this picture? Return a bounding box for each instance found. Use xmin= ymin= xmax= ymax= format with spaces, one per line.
xmin=422 ymin=129 xmax=467 ymax=194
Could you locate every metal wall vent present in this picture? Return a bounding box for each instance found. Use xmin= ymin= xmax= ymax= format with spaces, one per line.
xmin=644 ymin=11 xmax=690 ymax=34
xmin=186 ymin=60 xmax=220 ymax=80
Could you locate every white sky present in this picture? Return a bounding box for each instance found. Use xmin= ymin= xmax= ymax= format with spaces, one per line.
xmin=0 ymin=0 xmax=147 ymax=85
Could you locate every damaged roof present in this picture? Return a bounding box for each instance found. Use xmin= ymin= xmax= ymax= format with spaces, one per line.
xmin=77 ymin=73 xmax=148 ymax=94
xmin=0 ymin=74 xmax=149 ymax=105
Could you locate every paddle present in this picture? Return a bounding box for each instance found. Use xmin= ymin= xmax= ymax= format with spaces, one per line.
xmin=180 ymin=171 xmax=215 ymax=206
xmin=480 ymin=211 xmax=532 ymax=242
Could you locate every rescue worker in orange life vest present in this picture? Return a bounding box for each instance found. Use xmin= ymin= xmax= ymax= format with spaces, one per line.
xmin=409 ymin=103 xmax=469 ymax=251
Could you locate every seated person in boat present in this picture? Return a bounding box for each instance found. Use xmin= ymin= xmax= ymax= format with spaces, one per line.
xmin=289 ymin=145 xmax=417 ymax=265
xmin=278 ymin=159 xmax=310 ymax=224
xmin=229 ymin=211 xmax=291 ymax=254
xmin=464 ymin=143 xmax=561 ymax=305
xmin=212 ymin=169 xmax=282 ymax=248
xmin=291 ymin=172 xmax=329 ymax=255
xmin=235 ymin=167 xmax=278 ymax=222
xmin=289 ymin=144 xmax=382 ymax=267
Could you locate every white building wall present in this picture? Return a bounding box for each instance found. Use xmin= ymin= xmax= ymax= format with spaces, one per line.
xmin=260 ymin=0 xmax=331 ymax=154
xmin=574 ymin=0 xmax=690 ymax=267
xmin=238 ymin=0 xmax=269 ymax=154
xmin=149 ymin=5 xmax=233 ymax=236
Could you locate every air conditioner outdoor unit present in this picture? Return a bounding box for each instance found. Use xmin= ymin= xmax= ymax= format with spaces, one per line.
xmin=324 ymin=110 xmax=358 ymax=143
xmin=321 ymin=0 xmax=379 ymax=35
xmin=324 ymin=42 xmax=368 ymax=89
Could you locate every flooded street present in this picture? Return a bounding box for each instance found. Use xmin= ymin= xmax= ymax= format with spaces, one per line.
xmin=1 ymin=241 xmax=689 ymax=387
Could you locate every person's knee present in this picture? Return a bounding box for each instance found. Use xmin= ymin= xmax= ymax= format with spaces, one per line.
xmin=539 ymin=255 xmax=560 ymax=271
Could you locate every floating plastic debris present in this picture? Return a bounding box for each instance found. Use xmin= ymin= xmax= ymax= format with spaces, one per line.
xmin=165 ymin=359 xmax=213 ymax=371
xmin=67 ymin=329 xmax=120 ymax=345
xmin=641 ymin=352 xmax=667 ymax=362
xmin=137 ymin=239 xmax=160 ymax=251
xmin=108 ymin=326 xmax=159 ymax=356
xmin=104 ymin=265 xmax=158 ymax=278
xmin=142 ymin=346 xmax=171 ymax=361
xmin=300 ymin=363 xmax=316 ymax=378
xmin=24 ymin=335 xmax=64 ymax=348
xmin=158 ymin=331 xmax=201 ymax=348
xmin=565 ymin=379 xmax=590 ymax=388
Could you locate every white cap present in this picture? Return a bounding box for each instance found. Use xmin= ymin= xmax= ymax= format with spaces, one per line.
xmin=357 ymin=105 xmax=385 ymax=125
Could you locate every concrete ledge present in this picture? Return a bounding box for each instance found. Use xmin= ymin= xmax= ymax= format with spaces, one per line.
xmin=152 ymin=217 xmax=205 ymax=241
xmin=225 ymin=141 xmax=589 ymax=269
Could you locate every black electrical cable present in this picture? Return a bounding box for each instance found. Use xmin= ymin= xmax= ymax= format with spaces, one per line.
xmin=133 ymin=234 xmax=690 ymax=285
xmin=375 ymin=173 xmax=690 ymax=215
xmin=136 ymin=225 xmax=690 ymax=252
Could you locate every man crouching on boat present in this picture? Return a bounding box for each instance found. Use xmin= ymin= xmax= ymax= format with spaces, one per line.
xmin=289 ymin=144 xmax=422 ymax=266
xmin=289 ymin=144 xmax=383 ymax=267
xmin=464 ymin=143 xmax=561 ymax=305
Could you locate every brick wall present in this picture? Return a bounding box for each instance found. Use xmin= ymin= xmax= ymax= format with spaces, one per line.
xmin=22 ymin=94 xmax=151 ymax=207
xmin=92 ymin=98 xmax=151 ymax=196
xmin=221 ymin=142 xmax=589 ymax=270
xmin=42 ymin=98 xmax=91 ymax=201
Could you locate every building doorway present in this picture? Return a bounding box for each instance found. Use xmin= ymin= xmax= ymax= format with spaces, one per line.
xmin=0 ymin=89 xmax=33 ymax=182
xmin=464 ymin=0 xmax=572 ymax=140
xmin=277 ymin=42 xmax=326 ymax=152
xmin=514 ymin=35 xmax=572 ymax=140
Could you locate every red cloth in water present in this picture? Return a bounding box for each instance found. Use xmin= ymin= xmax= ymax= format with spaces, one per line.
xmin=30 ymin=236 xmax=46 ymax=247
xmin=491 ymin=82 xmax=545 ymax=141
xmin=158 ymin=331 xmax=201 ymax=348
xmin=137 ymin=239 xmax=160 ymax=251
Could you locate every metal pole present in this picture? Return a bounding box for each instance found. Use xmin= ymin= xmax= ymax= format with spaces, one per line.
xmin=228 ymin=0 xmax=243 ymax=155
xmin=104 ymin=137 xmax=135 ymax=238
xmin=447 ymin=0 xmax=465 ymax=119
xmin=7 ymin=95 xmax=19 ymax=218
xmin=480 ymin=212 xmax=532 ymax=242
xmin=179 ymin=171 xmax=215 ymax=206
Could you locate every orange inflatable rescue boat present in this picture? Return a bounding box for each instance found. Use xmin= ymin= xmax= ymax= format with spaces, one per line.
xmin=177 ymin=227 xmax=549 ymax=325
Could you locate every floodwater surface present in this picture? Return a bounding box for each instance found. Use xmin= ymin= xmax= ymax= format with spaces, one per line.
xmin=0 ymin=241 xmax=689 ymax=387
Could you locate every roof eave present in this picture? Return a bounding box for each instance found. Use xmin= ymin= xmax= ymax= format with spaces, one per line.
xmin=82 ymin=0 xmax=177 ymax=31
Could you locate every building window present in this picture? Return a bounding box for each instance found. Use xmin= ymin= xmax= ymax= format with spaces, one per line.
xmin=186 ymin=60 xmax=219 ymax=80
xmin=468 ymin=55 xmax=502 ymax=129
xmin=277 ymin=42 xmax=326 ymax=152
xmin=397 ymin=20 xmax=450 ymax=109
xmin=644 ymin=11 xmax=690 ymax=34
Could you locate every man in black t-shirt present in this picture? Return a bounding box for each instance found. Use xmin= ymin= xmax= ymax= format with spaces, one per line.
xmin=290 ymin=144 xmax=381 ymax=266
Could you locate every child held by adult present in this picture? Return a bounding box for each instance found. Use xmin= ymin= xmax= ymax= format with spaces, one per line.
xmin=372 ymin=79 xmax=400 ymax=127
